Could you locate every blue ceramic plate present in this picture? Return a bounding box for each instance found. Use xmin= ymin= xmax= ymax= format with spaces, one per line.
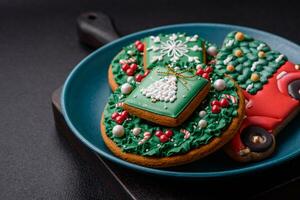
xmin=61 ymin=23 xmax=300 ymax=178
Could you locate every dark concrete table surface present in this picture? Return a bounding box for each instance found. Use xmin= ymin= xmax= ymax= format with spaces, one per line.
xmin=1 ymin=0 xmax=300 ymax=199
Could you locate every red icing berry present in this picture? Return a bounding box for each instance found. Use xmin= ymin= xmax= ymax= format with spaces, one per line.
xmin=115 ymin=115 xmax=124 ymax=124
xmin=155 ymin=130 xmax=163 ymax=137
xmin=121 ymin=63 xmax=130 ymax=72
xmin=159 ymin=134 xmax=169 ymax=143
xmin=126 ymin=68 xmax=135 ymax=76
xmin=220 ymin=98 xmax=229 ymax=107
xmin=111 ymin=112 xmax=119 ymax=120
xmin=202 ymin=73 xmax=210 ymax=79
xmin=121 ymin=110 xmax=129 ymax=118
xmin=165 ymin=130 xmax=173 ymax=138
xmin=204 ymin=66 xmax=213 ymax=73
xmin=196 ymin=68 xmax=204 ymax=76
xmin=135 ymin=74 xmax=144 ymax=82
xmin=130 ymin=63 xmax=138 ymax=71
xmin=212 ymin=105 xmax=221 ymax=114
xmin=143 ymin=70 xmax=150 ymax=77
xmin=134 ymin=40 xmax=142 ymax=47
xmin=136 ymin=43 xmax=144 ymax=52
xmin=211 ymin=100 xmax=220 ymax=106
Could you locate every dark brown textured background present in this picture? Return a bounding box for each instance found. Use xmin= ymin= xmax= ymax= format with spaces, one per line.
xmin=1 ymin=0 xmax=300 ymax=199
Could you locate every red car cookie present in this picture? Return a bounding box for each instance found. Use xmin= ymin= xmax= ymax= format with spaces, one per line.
xmin=215 ymin=31 xmax=300 ymax=162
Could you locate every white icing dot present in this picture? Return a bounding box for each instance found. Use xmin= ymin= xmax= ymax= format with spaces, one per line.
xmin=157 ymin=144 xmax=161 ymax=147
xmin=174 ymin=143 xmax=177 ymax=147
xmin=199 ymin=110 xmax=206 ymax=118
xmin=198 ymin=119 xmax=207 ymax=128
xmin=207 ymin=46 xmax=218 ymax=56
xmin=257 ymin=43 xmax=265 ymax=51
xmin=132 ymin=127 xmax=141 ymax=136
xmin=246 ymin=83 xmax=254 ymax=91
xmin=127 ymin=76 xmax=134 ymax=83
xmin=223 ymin=55 xmax=233 ymax=65
xmin=174 ymin=67 xmax=180 ymax=71
xmin=225 ymin=39 xmax=234 ymax=48
xmin=112 ymin=125 xmax=124 ymax=137
xmin=127 ymin=50 xmax=134 ymax=55
xmin=213 ymin=79 xmax=226 ymax=91
xmin=196 ymin=65 xmax=202 ymax=70
xmin=164 ymin=106 xmax=168 ymax=109
xmin=121 ymin=83 xmax=133 ymax=94
xmin=275 ymin=54 xmax=285 ymax=63
xmin=146 ymin=149 xmax=149 ymax=152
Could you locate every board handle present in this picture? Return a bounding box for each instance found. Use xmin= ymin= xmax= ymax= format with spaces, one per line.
xmin=77 ymin=11 xmax=120 ymax=48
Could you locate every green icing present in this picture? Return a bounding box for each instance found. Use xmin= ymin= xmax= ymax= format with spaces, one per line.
xmin=215 ymin=31 xmax=287 ymax=94
xmin=145 ymin=33 xmax=204 ymax=68
xmin=103 ymin=67 xmax=240 ymax=157
xmin=111 ymin=44 xmax=144 ymax=86
xmin=110 ymin=33 xmax=216 ymax=87
xmin=124 ymin=66 xmax=208 ymax=118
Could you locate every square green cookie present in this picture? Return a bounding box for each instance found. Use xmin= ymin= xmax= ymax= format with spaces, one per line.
xmin=124 ymin=66 xmax=209 ymax=119
xmin=144 ymin=33 xmax=206 ymax=68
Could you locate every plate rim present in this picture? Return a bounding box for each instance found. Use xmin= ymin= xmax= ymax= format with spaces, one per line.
xmin=61 ymin=23 xmax=300 ymax=178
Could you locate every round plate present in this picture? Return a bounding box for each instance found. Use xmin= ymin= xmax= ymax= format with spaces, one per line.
xmin=61 ymin=23 xmax=300 ymax=178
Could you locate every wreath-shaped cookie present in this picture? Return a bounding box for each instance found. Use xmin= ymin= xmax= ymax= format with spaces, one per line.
xmin=101 ymin=33 xmax=245 ymax=168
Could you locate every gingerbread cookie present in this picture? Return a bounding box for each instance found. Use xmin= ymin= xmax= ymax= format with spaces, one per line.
xmin=215 ymin=31 xmax=300 ymax=162
xmin=108 ymin=33 xmax=217 ymax=91
xmin=102 ymin=57 xmax=245 ymax=167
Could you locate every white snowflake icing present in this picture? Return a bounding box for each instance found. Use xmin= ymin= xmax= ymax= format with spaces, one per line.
xmin=149 ymin=34 xmax=201 ymax=63
xmin=140 ymin=76 xmax=177 ymax=102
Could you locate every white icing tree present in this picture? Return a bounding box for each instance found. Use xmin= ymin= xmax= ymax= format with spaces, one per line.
xmin=141 ymin=76 xmax=177 ymax=102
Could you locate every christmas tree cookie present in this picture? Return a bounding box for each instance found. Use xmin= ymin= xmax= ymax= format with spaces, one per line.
xmin=215 ymin=31 xmax=300 ymax=162
xmin=123 ymin=66 xmax=211 ymax=127
xmin=101 ymin=51 xmax=245 ymax=167
xmin=108 ymin=33 xmax=217 ymax=91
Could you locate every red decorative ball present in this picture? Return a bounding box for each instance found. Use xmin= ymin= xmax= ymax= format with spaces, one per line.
xmin=135 ymin=74 xmax=144 ymax=82
xmin=220 ymin=98 xmax=230 ymax=107
xmin=204 ymin=66 xmax=213 ymax=73
xmin=196 ymin=68 xmax=204 ymax=76
xmin=159 ymin=134 xmax=169 ymax=143
xmin=126 ymin=68 xmax=135 ymax=76
xmin=121 ymin=63 xmax=129 ymax=72
xmin=115 ymin=115 xmax=124 ymax=124
xmin=130 ymin=63 xmax=138 ymax=71
xmin=211 ymin=100 xmax=220 ymax=106
xmin=111 ymin=112 xmax=119 ymax=120
xmin=136 ymin=43 xmax=144 ymax=52
xmin=202 ymin=72 xmax=210 ymax=79
xmin=165 ymin=130 xmax=173 ymax=138
xmin=134 ymin=40 xmax=142 ymax=47
xmin=211 ymin=105 xmax=221 ymax=114
xmin=143 ymin=70 xmax=150 ymax=77
xmin=121 ymin=110 xmax=129 ymax=118
xmin=155 ymin=130 xmax=163 ymax=137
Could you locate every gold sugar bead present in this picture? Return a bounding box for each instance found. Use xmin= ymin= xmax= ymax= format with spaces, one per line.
xmin=226 ymin=65 xmax=235 ymax=72
xmin=251 ymin=73 xmax=260 ymax=82
xmin=235 ymin=32 xmax=245 ymax=41
xmin=258 ymin=51 xmax=265 ymax=58
xmin=234 ymin=49 xmax=243 ymax=57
